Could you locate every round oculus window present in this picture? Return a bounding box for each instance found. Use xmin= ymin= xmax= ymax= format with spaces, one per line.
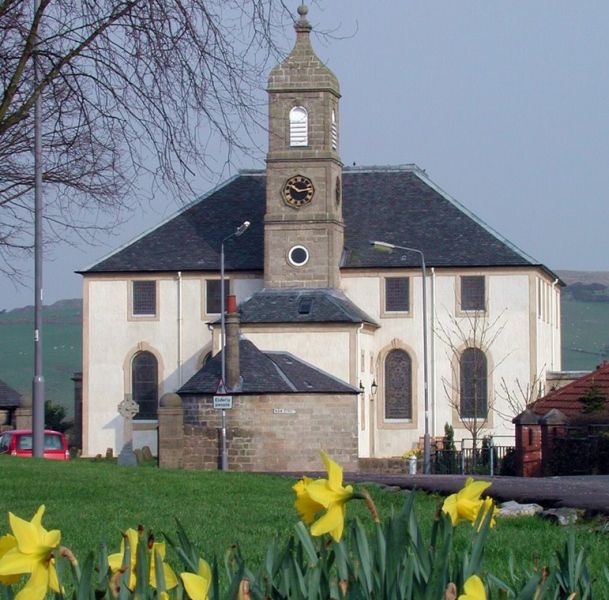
xmin=288 ymin=245 xmax=309 ymax=267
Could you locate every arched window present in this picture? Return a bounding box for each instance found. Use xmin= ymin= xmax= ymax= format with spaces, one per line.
xmin=289 ymin=106 xmax=308 ymax=146
xmin=132 ymin=351 xmax=158 ymax=419
xmin=459 ymin=348 xmax=487 ymax=419
xmin=384 ymin=349 xmax=412 ymax=419
xmin=331 ymin=109 xmax=338 ymax=150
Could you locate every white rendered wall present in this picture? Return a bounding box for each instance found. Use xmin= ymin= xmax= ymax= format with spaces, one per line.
xmin=83 ymin=274 xmax=262 ymax=457
xmin=342 ymin=269 xmax=554 ymax=457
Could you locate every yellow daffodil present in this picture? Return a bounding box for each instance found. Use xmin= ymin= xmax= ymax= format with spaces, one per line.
xmin=181 ymin=557 xmax=212 ymax=600
xmin=293 ymin=451 xmax=354 ymax=542
xmin=0 ymin=505 xmax=61 ymax=600
xmin=0 ymin=534 xmax=20 ymax=585
xmin=458 ymin=575 xmax=486 ymax=600
xmin=108 ymin=528 xmax=178 ymax=591
xmin=442 ymin=477 xmax=497 ymax=529
xmin=293 ymin=476 xmax=324 ymax=524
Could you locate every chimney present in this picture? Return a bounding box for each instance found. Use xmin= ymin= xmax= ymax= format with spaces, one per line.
xmin=225 ymin=295 xmax=241 ymax=390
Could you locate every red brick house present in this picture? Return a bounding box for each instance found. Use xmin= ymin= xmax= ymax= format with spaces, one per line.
xmin=514 ymin=362 xmax=609 ymax=476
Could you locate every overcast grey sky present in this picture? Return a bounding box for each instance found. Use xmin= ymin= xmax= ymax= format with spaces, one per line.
xmin=3 ymin=1 xmax=608 ymax=309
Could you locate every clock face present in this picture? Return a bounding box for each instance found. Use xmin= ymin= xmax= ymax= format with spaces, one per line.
xmin=283 ymin=175 xmax=314 ymax=208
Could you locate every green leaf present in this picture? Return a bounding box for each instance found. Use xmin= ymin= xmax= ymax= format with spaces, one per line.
xmin=294 ymin=522 xmax=319 ymax=567
xmin=75 ymin=552 xmax=95 ymax=600
xmin=154 ymin=548 xmax=166 ymax=593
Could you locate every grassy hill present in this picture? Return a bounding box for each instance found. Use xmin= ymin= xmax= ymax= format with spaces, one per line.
xmin=558 ymin=271 xmax=609 ymax=370
xmin=0 ymin=272 xmax=607 ymax=412
xmin=0 ymin=299 xmax=81 ymax=415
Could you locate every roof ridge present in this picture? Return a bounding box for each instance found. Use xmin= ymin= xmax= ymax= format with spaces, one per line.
xmin=410 ymin=169 xmax=543 ymax=270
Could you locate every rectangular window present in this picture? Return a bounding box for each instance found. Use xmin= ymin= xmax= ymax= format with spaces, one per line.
xmin=461 ymin=276 xmax=485 ymax=311
xmin=385 ymin=277 xmax=409 ymax=312
xmin=132 ymin=281 xmax=156 ymax=316
xmin=206 ymin=279 xmax=222 ymax=314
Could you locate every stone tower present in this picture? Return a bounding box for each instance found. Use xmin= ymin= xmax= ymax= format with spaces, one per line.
xmin=264 ymin=4 xmax=343 ymax=289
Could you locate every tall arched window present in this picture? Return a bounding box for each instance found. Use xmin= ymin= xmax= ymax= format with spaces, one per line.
xmin=289 ymin=106 xmax=308 ymax=146
xmin=384 ymin=349 xmax=412 ymax=419
xmin=459 ymin=348 xmax=487 ymax=419
xmin=132 ymin=351 xmax=158 ymax=419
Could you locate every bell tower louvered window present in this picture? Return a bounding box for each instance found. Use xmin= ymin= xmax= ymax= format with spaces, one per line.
xmin=384 ymin=349 xmax=412 ymax=419
xmin=331 ymin=109 xmax=338 ymax=150
xmin=289 ymin=106 xmax=308 ymax=146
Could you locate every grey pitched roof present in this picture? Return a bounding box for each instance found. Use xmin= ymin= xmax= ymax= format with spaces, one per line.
xmin=178 ymin=338 xmax=359 ymax=395
xmin=83 ymin=165 xmax=552 ymax=275
xmin=0 ymin=379 xmax=21 ymax=408
xmin=237 ymin=288 xmax=377 ymax=325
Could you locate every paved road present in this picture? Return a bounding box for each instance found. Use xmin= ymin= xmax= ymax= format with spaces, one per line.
xmin=281 ymin=472 xmax=609 ymax=515
xmin=347 ymin=473 xmax=609 ymax=515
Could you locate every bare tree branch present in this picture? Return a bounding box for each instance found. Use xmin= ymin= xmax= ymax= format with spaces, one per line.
xmin=0 ymin=0 xmax=294 ymax=277
xmin=435 ymin=307 xmax=508 ymax=451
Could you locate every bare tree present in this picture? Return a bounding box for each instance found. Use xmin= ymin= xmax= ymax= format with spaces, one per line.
xmin=435 ymin=308 xmax=507 ymax=455
xmin=0 ymin=0 xmax=292 ymax=276
xmin=494 ymin=368 xmax=546 ymax=423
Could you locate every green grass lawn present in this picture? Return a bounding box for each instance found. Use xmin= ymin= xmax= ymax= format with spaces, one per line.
xmin=0 ymin=457 xmax=608 ymax=594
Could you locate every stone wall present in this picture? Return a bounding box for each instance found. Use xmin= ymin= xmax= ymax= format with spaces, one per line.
xmin=180 ymin=393 xmax=358 ymax=472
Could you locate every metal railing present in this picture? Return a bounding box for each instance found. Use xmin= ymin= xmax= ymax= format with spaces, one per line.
xmin=433 ymin=437 xmax=516 ymax=476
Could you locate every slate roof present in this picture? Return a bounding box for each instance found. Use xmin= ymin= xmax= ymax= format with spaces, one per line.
xmin=237 ymin=288 xmax=377 ymax=325
xmin=83 ymin=166 xmax=553 ymax=276
xmin=178 ymin=338 xmax=360 ymax=395
xmin=526 ymin=361 xmax=609 ymax=421
xmin=0 ymin=379 xmax=21 ymax=408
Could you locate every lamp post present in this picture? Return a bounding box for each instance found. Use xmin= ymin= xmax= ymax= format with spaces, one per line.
xmin=370 ymin=240 xmax=431 ymax=474
xmin=219 ymin=220 xmax=250 ymax=471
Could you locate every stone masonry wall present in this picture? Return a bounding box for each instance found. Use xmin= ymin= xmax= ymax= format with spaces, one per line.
xmin=182 ymin=393 xmax=358 ymax=472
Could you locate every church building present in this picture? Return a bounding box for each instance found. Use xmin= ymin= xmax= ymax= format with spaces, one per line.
xmin=80 ymin=5 xmax=561 ymax=469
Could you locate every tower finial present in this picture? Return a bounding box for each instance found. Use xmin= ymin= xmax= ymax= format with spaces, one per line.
xmin=295 ymin=3 xmax=311 ymax=33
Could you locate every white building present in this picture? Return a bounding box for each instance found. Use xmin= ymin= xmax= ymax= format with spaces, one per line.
xmin=80 ymin=6 xmax=561 ymax=462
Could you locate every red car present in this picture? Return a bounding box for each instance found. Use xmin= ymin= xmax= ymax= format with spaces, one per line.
xmin=0 ymin=429 xmax=70 ymax=460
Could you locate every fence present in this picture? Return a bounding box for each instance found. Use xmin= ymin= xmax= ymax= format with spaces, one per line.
xmin=433 ymin=437 xmax=516 ymax=476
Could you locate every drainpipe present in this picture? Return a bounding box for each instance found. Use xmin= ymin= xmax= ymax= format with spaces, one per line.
xmin=177 ymin=271 xmax=183 ymax=385
xmin=431 ymin=267 xmax=437 ymax=439
xmin=355 ymin=323 xmax=365 ymax=454
xmin=550 ymin=278 xmax=558 ymax=371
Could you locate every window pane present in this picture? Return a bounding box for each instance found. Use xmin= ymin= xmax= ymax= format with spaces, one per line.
xmin=206 ymin=279 xmax=221 ymax=314
xmin=132 ymin=352 xmax=158 ymax=419
xmin=385 ymin=349 xmax=412 ymax=419
xmin=385 ymin=277 xmax=409 ymax=312
xmin=459 ymin=348 xmax=487 ymax=418
xmin=133 ymin=281 xmax=156 ymax=315
xmin=461 ymin=276 xmax=485 ymax=311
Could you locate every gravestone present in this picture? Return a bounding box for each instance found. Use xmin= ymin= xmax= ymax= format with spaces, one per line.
xmin=117 ymin=397 xmax=139 ymax=466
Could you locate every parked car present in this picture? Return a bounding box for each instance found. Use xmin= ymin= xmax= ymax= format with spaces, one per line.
xmin=0 ymin=429 xmax=69 ymax=460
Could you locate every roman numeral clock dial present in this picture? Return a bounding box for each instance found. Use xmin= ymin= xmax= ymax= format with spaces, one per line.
xmin=282 ymin=175 xmax=314 ymax=208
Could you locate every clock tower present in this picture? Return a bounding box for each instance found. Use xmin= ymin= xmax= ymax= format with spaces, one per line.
xmin=264 ymin=4 xmax=343 ymax=289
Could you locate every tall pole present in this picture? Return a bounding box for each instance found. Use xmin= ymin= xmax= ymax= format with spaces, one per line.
xmin=370 ymin=241 xmax=431 ymax=474
xmin=32 ymin=0 xmax=45 ymax=457
xmin=219 ymin=221 xmax=250 ymax=471
xmin=219 ymin=239 xmax=228 ymax=471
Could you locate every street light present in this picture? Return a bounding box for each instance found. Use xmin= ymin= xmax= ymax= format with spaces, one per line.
xmin=370 ymin=240 xmax=431 ymax=474
xmin=219 ymin=220 xmax=250 ymax=471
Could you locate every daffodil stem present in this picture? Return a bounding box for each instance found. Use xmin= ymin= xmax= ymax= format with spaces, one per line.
xmin=353 ymin=490 xmax=380 ymax=524
xmin=60 ymin=546 xmax=80 ymax=580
